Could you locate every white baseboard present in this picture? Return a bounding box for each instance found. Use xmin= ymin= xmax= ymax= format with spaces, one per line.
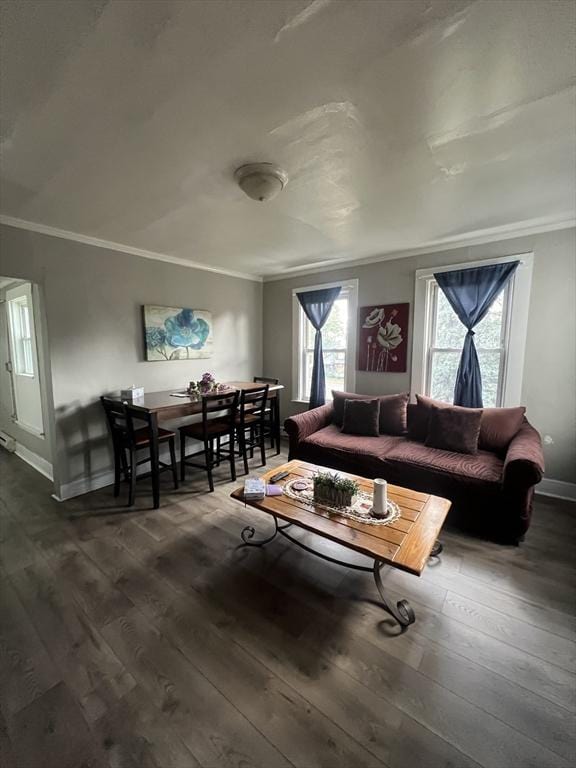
xmin=537 ymin=478 xmax=576 ymax=502
xmin=56 ymin=468 xmax=115 ymax=501
xmin=14 ymin=443 xmax=53 ymax=482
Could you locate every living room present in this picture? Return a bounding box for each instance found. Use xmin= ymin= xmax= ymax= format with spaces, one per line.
xmin=0 ymin=2 xmax=575 ymax=767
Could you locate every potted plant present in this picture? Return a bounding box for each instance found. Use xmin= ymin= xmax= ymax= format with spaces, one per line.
xmin=313 ymin=471 xmax=359 ymax=508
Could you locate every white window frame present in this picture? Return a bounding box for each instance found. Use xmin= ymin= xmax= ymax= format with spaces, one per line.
xmin=292 ymin=279 xmax=358 ymax=403
xmin=8 ymin=295 xmax=35 ymax=376
xmin=410 ymin=253 xmax=533 ymax=407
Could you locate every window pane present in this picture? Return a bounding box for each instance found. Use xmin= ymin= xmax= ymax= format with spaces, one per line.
xmin=324 ymin=350 xmax=346 ymax=394
xmin=430 ymin=350 xmax=503 ymax=406
xmin=435 ymin=284 xmax=505 ymax=350
xmin=477 ymin=350 xmax=501 ymax=407
xmin=434 ymin=289 xmax=466 ymax=348
xmin=429 ymin=350 xmax=460 ymax=403
xmin=475 ymin=291 xmax=504 ymax=349
xmin=322 ymin=298 xmax=348 ymax=349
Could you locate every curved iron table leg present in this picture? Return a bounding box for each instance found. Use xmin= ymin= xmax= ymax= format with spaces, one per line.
xmin=373 ymin=560 xmax=416 ymax=629
xmin=240 ymin=517 xmax=292 ymax=547
xmin=430 ymin=540 xmax=443 ymax=558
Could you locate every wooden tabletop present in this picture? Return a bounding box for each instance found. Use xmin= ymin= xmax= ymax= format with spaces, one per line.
xmin=109 ymin=381 xmax=283 ymax=414
xmin=231 ymin=460 xmax=451 ymax=576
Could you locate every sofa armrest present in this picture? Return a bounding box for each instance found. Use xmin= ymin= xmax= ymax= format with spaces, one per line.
xmin=503 ymin=420 xmax=545 ymax=489
xmin=284 ymin=404 xmax=333 ymax=460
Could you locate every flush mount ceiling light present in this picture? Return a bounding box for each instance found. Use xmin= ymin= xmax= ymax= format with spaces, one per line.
xmin=234 ymin=162 xmax=288 ymax=202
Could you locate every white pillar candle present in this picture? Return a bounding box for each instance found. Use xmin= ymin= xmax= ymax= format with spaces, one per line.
xmin=373 ymin=478 xmax=388 ymax=517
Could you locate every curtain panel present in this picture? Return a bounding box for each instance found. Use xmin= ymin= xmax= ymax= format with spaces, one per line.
xmin=297 ymin=286 xmax=342 ymax=409
xmin=434 ymin=261 xmax=519 ymax=408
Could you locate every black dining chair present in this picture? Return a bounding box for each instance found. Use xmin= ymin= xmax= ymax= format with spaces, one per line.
xmin=179 ymin=390 xmax=239 ymax=492
xmin=253 ymin=376 xmax=279 ymax=452
xmin=235 ymin=384 xmax=269 ymax=475
xmin=101 ymin=397 xmax=178 ymax=506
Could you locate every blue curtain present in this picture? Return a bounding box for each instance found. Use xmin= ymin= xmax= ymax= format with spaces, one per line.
xmin=297 ymin=286 xmax=342 ymax=409
xmin=435 ymin=261 xmax=519 ymax=408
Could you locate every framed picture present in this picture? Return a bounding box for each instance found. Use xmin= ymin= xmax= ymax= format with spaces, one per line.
xmin=357 ymin=303 xmax=409 ymax=373
xmin=143 ymin=305 xmax=213 ymax=361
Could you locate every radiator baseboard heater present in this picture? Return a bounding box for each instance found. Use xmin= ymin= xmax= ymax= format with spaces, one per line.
xmin=0 ymin=430 xmax=16 ymax=452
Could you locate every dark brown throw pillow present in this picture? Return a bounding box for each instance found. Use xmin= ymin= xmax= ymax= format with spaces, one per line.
xmin=341 ymin=399 xmax=380 ymax=437
xmin=333 ymin=390 xmax=408 ymax=435
xmin=408 ymin=394 xmax=449 ymax=442
xmin=425 ymin=404 xmax=483 ymax=454
xmin=332 ymin=391 xmax=370 ymax=427
xmin=479 ymin=407 xmax=526 ymax=453
xmin=378 ymin=392 xmax=409 ymax=436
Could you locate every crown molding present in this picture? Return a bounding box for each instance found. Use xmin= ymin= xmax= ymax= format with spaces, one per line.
xmin=2 ymin=213 xmax=573 ymax=284
xmin=0 ymin=215 xmax=263 ymax=283
xmin=262 ymin=217 xmax=576 ymax=282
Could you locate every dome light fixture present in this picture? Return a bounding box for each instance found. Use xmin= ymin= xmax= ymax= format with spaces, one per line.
xmin=234 ymin=162 xmax=288 ymax=202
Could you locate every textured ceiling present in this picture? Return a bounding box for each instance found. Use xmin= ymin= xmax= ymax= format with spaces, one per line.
xmin=1 ymin=0 xmax=575 ymax=277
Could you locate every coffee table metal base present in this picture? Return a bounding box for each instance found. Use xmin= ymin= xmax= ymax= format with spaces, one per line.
xmin=240 ymin=516 xmax=442 ymax=631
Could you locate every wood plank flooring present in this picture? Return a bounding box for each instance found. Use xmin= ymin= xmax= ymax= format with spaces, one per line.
xmin=1 ymin=448 xmax=575 ymax=768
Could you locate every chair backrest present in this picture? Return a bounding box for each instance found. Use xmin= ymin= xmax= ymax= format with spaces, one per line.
xmin=123 ymin=402 xmax=155 ymax=446
xmin=100 ymin=396 xmax=129 ymax=446
xmin=201 ymin=390 xmax=239 ymax=438
xmin=238 ymin=384 xmax=269 ymax=427
xmin=253 ymin=376 xmax=279 ymax=385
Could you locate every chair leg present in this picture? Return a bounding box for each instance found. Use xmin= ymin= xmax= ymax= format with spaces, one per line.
xmin=250 ymin=426 xmax=254 ymax=458
xmin=204 ymin=438 xmax=214 ymax=492
xmin=274 ymin=398 xmax=281 ymax=455
xmin=120 ymin=447 xmax=129 ymax=482
xmin=260 ymin=425 xmax=267 ymax=467
xmin=169 ymin=437 xmax=179 ymax=490
xmin=238 ymin=427 xmax=249 ymax=475
xmin=229 ymin=430 xmax=236 ymax=482
xmin=180 ymin=431 xmax=187 ymax=482
xmin=128 ymin=449 xmax=137 ymax=506
xmin=113 ymin=446 xmax=121 ymax=497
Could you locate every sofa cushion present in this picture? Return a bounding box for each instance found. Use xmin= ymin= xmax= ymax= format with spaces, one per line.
xmin=299 ymin=425 xmax=403 ymax=475
xmin=426 ymin=404 xmax=482 ymax=455
xmin=342 ymin=399 xmax=380 ymax=436
xmin=479 ymin=407 xmax=526 ymax=453
xmin=332 ymin=390 xmax=408 ymax=435
xmin=385 ymin=440 xmax=503 ymax=485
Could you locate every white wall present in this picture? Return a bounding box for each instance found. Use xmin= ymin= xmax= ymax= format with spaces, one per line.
xmin=263 ymin=228 xmax=576 ymax=484
xmin=0 ymin=224 xmax=263 ymax=497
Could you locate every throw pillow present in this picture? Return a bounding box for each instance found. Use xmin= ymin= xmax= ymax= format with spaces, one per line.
xmin=378 ymin=392 xmax=409 ymax=435
xmin=341 ymin=399 xmax=380 ymax=437
xmin=332 ymin=391 xmax=370 ymax=427
xmin=425 ymin=404 xmax=483 ymax=454
xmin=479 ymin=407 xmax=526 ymax=453
xmin=332 ymin=390 xmax=409 ymax=435
xmin=408 ymin=394 xmax=449 ymax=442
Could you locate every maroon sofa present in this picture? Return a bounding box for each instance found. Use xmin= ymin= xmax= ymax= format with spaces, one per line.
xmin=284 ymin=402 xmax=545 ymax=544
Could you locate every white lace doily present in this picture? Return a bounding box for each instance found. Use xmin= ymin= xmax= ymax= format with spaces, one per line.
xmin=282 ymin=478 xmax=401 ymax=526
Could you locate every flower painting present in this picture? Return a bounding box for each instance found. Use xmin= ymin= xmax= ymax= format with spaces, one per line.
xmin=357 ymin=303 xmax=409 ymax=372
xmin=144 ymin=305 xmax=213 ymax=361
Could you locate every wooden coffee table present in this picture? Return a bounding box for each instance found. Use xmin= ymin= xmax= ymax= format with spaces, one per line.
xmin=231 ymin=460 xmax=451 ymax=630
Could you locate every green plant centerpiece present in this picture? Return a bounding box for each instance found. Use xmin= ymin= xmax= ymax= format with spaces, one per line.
xmin=313 ymin=471 xmax=359 ymax=509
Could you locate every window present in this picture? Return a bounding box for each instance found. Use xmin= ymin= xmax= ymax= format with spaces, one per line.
xmin=292 ymin=280 xmax=358 ymax=402
xmin=411 ymin=255 xmax=533 ymax=407
xmin=8 ymin=295 xmax=34 ymax=376
xmin=426 ymin=280 xmax=511 ymax=407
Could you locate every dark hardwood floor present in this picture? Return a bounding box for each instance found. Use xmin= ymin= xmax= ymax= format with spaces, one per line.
xmin=1 ymin=447 xmax=575 ymax=768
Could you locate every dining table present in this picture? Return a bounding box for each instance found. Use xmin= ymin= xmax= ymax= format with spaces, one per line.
xmin=107 ymin=381 xmax=284 ymax=508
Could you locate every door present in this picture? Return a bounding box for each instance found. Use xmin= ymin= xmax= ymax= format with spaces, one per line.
xmin=5 ymin=282 xmax=45 ymax=436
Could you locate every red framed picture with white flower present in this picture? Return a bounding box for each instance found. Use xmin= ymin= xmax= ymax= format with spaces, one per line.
xmin=357 ymin=303 xmax=409 ymax=372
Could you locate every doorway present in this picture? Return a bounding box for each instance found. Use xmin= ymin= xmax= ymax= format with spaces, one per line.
xmin=0 ymin=277 xmax=53 ymax=479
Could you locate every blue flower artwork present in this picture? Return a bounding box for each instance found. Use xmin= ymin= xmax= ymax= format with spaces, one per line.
xmin=144 ymin=305 xmax=213 ymax=361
